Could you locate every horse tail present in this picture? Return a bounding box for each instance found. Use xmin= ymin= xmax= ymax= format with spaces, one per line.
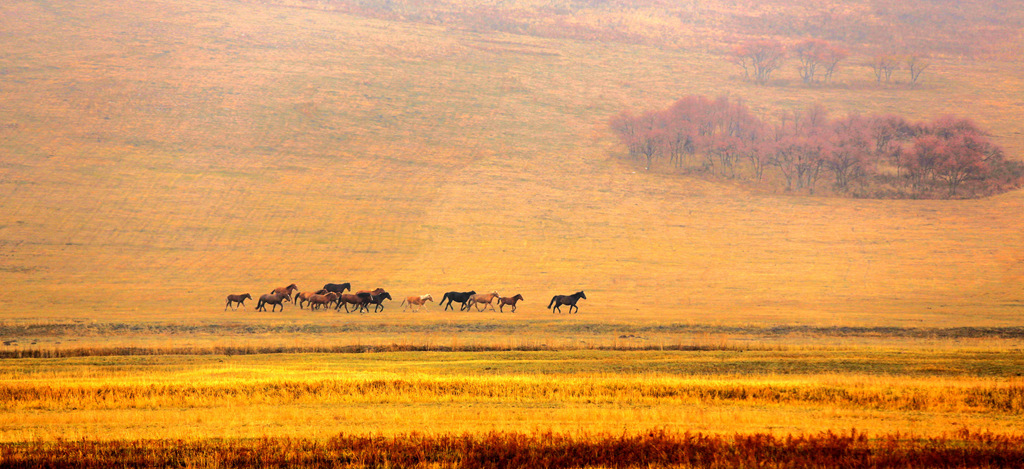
xmin=547 ymin=297 xmax=556 ymax=308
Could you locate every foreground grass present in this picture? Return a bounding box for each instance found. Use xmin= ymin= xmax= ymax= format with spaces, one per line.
xmin=1 ymin=349 xmax=1021 ymax=441
xmin=3 ymin=429 xmax=1023 ymax=468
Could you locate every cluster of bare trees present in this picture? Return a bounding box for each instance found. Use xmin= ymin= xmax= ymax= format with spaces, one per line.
xmin=869 ymin=54 xmax=931 ymax=85
xmin=731 ymin=38 xmax=929 ymax=86
xmin=610 ymin=95 xmax=1022 ymax=198
xmin=731 ymin=39 xmax=848 ymax=85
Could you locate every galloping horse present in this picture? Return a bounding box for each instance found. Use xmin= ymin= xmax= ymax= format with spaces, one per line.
xmin=466 ymin=291 xmax=501 ymax=312
xmin=548 ymin=291 xmax=586 ymax=314
xmin=357 ymin=291 xmax=392 ymax=313
xmin=356 ymin=287 xmax=386 ymax=296
xmin=323 ymin=283 xmax=351 ymax=294
xmin=307 ymin=292 xmax=339 ymax=310
xmin=294 ymin=291 xmax=320 ymax=309
xmin=336 ymin=293 xmax=364 ymax=313
xmin=270 ymin=284 xmax=299 ymax=301
xmin=255 ymin=292 xmax=290 ymax=312
xmin=497 ymin=294 xmax=524 ymax=313
xmin=224 ymin=293 xmax=251 ymax=311
xmin=440 ymin=291 xmax=476 ymax=311
xmin=401 ymin=294 xmax=434 ymax=312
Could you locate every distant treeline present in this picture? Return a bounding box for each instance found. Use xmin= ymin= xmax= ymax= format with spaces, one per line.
xmin=610 ymin=95 xmax=1024 ymax=199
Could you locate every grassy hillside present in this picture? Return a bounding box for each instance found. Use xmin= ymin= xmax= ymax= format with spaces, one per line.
xmin=1 ymin=0 xmax=1023 ymax=336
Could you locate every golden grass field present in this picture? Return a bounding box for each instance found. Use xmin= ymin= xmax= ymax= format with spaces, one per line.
xmin=0 ymin=0 xmax=1023 ymax=463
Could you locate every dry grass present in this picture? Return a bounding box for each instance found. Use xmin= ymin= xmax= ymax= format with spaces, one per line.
xmin=1 ymin=0 xmax=1023 ymax=457
xmin=0 ymin=350 xmax=1021 ymax=442
xmin=1 ymin=0 xmax=1023 ymax=328
xmin=3 ymin=429 xmax=1024 ymax=468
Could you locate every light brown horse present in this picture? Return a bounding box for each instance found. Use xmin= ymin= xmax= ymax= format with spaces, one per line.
xmin=270 ymin=284 xmax=299 ymax=301
xmin=294 ymin=291 xmax=320 ymax=309
xmin=356 ymin=287 xmax=386 ymax=296
xmin=401 ymin=294 xmax=434 ymax=312
xmin=225 ymin=293 xmax=252 ymax=311
xmin=255 ymin=292 xmax=290 ymax=312
xmin=497 ymin=294 xmax=523 ymax=313
xmin=466 ymin=291 xmax=500 ymax=312
xmin=307 ymin=292 xmax=339 ymax=310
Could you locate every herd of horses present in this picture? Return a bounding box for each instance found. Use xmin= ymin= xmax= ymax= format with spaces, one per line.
xmin=224 ymin=283 xmax=587 ymax=314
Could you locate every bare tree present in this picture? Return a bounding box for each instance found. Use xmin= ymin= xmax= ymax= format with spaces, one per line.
xmin=792 ymin=39 xmax=847 ymax=85
xmin=870 ymin=54 xmax=900 ymax=83
xmin=905 ymin=55 xmax=930 ymax=86
xmin=732 ymin=39 xmax=786 ymax=85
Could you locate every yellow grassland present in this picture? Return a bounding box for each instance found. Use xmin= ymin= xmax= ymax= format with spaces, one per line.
xmin=0 ymin=351 xmax=1021 ymax=441
xmin=1 ymin=0 xmax=1023 ymax=447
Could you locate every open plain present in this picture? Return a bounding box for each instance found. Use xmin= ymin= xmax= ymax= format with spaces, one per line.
xmin=1 ymin=0 xmax=1023 ymax=466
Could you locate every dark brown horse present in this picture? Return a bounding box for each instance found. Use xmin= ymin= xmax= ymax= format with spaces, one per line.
xmin=440 ymin=291 xmax=476 ymax=311
xmin=497 ymin=294 xmax=523 ymax=313
xmin=270 ymin=284 xmax=299 ymax=301
xmin=323 ymin=283 xmax=351 ymax=294
xmin=224 ymin=293 xmax=252 ymax=311
xmin=336 ymin=293 xmax=364 ymax=313
xmin=548 ymin=291 xmax=586 ymax=314
xmin=255 ymin=292 xmax=290 ymax=312
xmin=358 ymin=291 xmax=392 ymax=313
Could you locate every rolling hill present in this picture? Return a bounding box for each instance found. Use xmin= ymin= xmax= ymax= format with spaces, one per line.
xmin=1 ymin=0 xmax=1023 ymax=338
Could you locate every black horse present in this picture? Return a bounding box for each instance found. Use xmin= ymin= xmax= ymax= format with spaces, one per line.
xmin=439 ymin=290 xmax=476 ymax=311
xmin=548 ymin=291 xmax=586 ymax=314
xmin=322 ymin=282 xmax=351 ymax=294
xmin=356 ymin=291 xmax=392 ymax=313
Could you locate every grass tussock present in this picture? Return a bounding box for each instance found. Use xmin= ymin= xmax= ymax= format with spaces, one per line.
xmin=1 ymin=429 xmax=1022 ymax=468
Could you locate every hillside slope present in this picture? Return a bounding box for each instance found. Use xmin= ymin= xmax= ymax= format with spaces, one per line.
xmin=1 ymin=0 xmax=1022 ymax=328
